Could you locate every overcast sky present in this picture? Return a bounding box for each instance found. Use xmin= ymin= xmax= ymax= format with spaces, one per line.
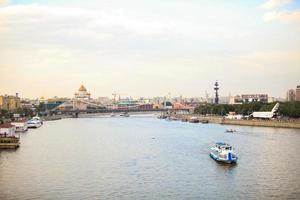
xmin=0 ymin=0 xmax=299 ymax=99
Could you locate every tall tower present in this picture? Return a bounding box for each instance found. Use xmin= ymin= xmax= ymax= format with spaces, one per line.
xmin=214 ymin=81 xmax=219 ymax=104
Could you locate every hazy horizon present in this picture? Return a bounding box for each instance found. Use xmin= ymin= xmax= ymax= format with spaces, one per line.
xmin=1 ymin=0 xmax=299 ymax=99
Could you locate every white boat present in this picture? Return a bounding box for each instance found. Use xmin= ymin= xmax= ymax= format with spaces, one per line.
xmin=225 ymin=129 xmax=236 ymax=133
xmin=110 ymin=113 xmax=116 ymax=117
xmin=11 ymin=119 xmax=28 ymax=132
xmin=120 ymin=112 xmax=130 ymax=117
xmin=210 ymin=142 xmax=238 ymax=164
xmin=27 ymin=116 xmax=43 ymax=128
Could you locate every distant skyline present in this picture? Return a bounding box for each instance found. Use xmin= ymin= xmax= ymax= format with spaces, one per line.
xmin=0 ymin=0 xmax=299 ymax=99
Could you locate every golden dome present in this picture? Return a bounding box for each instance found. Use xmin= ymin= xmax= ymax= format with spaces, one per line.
xmin=78 ymin=84 xmax=87 ymax=92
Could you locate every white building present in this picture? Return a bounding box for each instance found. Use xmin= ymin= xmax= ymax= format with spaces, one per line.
xmin=75 ymin=84 xmax=91 ymax=100
xmin=11 ymin=119 xmax=28 ymax=132
xmin=74 ymin=84 xmax=91 ymax=110
xmin=0 ymin=124 xmax=16 ymax=137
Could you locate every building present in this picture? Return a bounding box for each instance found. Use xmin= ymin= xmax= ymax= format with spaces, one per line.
xmin=228 ymin=94 xmax=269 ymax=104
xmin=267 ymin=97 xmax=276 ymax=103
xmin=74 ymin=84 xmax=91 ymax=110
xmin=0 ymin=94 xmax=21 ymax=111
xmin=241 ymin=94 xmax=268 ymax=103
xmin=228 ymin=95 xmax=243 ymax=105
xmin=75 ymin=84 xmax=91 ymax=100
xmin=138 ymin=104 xmax=154 ymax=110
xmin=0 ymin=123 xmax=16 ymax=137
xmin=286 ymin=89 xmax=296 ymax=101
xmin=296 ymin=85 xmax=300 ymax=102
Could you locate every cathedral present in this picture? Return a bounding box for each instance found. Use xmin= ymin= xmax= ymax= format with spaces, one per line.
xmin=75 ymin=84 xmax=91 ymax=100
xmin=73 ymin=84 xmax=91 ymax=110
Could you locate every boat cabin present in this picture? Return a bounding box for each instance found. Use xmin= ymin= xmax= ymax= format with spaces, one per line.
xmin=215 ymin=142 xmax=233 ymax=150
xmin=0 ymin=123 xmax=16 ymax=137
xmin=11 ymin=119 xmax=28 ymax=132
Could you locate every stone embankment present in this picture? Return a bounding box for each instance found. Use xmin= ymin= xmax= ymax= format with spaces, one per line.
xmin=172 ymin=114 xmax=300 ymax=129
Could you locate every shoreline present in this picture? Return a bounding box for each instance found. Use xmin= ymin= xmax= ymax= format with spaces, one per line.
xmin=171 ymin=114 xmax=300 ymax=129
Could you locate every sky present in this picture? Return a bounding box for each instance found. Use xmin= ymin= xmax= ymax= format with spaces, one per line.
xmin=0 ymin=0 xmax=299 ymax=99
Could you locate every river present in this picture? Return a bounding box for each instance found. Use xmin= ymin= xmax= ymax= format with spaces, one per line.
xmin=1 ymin=115 xmax=300 ymax=199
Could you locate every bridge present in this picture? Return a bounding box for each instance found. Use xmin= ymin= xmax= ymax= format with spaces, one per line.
xmin=48 ymin=99 xmax=192 ymax=117
xmin=49 ymin=108 xmax=191 ymax=118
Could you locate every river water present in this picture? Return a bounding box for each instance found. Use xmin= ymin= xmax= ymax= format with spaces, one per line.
xmin=0 ymin=115 xmax=300 ymax=200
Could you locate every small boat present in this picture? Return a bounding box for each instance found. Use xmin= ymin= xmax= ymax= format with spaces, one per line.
xmin=189 ymin=117 xmax=199 ymax=123
xmin=165 ymin=116 xmax=172 ymax=121
xmin=158 ymin=114 xmax=168 ymax=119
xmin=120 ymin=112 xmax=130 ymax=117
xmin=110 ymin=113 xmax=116 ymax=117
xmin=170 ymin=117 xmax=179 ymax=121
xmin=210 ymin=142 xmax=238 ymax=164
xmin=181 ymin=118 xmax=188 ymax=122
xmin=225 ymin=129 xmax=236 ymax=133
xmin=201 ymin=119 xmax=209 ymax=124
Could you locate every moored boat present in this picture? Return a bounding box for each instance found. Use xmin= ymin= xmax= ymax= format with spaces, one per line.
xmin=201 ymin=119 xmax=209 ymax=124
xmin=0 ymin=123 xmax=20 ymax=149
xmin=158 ymin=114 xmax=168 ymax=119
xmin=11 ymin=119 xmax=28 ymax=132
xmin=210 ymin=142 xmax=238 ymax=164
xmin=27 ymin=116 xmax=43 ymax=128
xmin=189 ymin=117 xmax=200 ymax=123
xmin=120 ymin=112 xmax=130 ymax=117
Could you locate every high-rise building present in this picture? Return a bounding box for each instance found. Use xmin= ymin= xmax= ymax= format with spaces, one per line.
xmin=296 ymin=85 xmax=300 ymax=101
xmin=286 ymin=89 xmax=295 ymax=101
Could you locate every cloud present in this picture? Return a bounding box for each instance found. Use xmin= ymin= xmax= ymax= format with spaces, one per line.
xmin=261 ymin=0 xmax=292 ymax=9
xmin=0 ymin=0 xmax=9 ymax=7
xmin=263 ymin=10 xmax=300 ymax=23
xmin=0 ymin=4 xmax=173 ymax=39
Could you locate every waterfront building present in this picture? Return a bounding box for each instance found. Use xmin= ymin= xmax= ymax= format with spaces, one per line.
xmin=228 ymin=95 xmax=243 ymax=105
xmin=241 ymin=94 xmax=268 ymax=103
xmin=229 ymin=94 xmax=268 ymax=104
xmin=0 ymin=123 xmax=16 ymax=137
xmin=0 ymin=94 xmax=21 ymax=111
xmin=268 ymin=97 xmax=276 ymax=103
xmin=96 ymin=97 xmax=112 ymax=105
xmin=162 ymin=101 xmax=173 ymax=109
xmin=286 ymin=89 xmax=296 ymax=101
xmin=138 ymin=104 xmax=154 ymax=110
xmin=172 ymin=102 xmax=192 ymax=109
xmin=296 ymin=85 xmax=300 ymax=101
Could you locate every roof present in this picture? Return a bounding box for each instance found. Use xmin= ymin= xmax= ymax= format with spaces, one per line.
xmin=78 ymin=84 xmax=87 ymax=92
xmin=0 ymin=123 xmax=15 ymax=128
xmin=215 ymin=142 xmax=231 ymax=147
xmin=12 ymin=118 xmax=27 ymax=123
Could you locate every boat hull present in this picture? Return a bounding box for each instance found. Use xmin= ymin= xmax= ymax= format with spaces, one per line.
xmin=210 ymin=152 xmax=237 ymax=164
xmin=0 ymin=137 xmax=20 ymax=149
xmin=27 ymin=123 xmax=42 ymax=128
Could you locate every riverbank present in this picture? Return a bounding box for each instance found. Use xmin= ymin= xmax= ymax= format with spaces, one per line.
xmin=171 ymin=114 xmax=300 ymax=129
